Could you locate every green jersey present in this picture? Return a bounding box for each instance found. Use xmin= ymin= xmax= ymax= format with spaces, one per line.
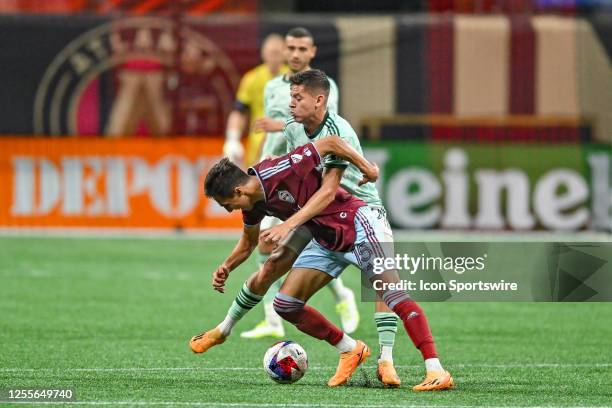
xmin=260 ymin=73 xmax=339 ymax=159
xmin=284 ymin=111 xmax=383 ymax=206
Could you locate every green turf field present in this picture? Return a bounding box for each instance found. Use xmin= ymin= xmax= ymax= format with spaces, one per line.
xmin=1 ymin=237 xmax=611 ymax=407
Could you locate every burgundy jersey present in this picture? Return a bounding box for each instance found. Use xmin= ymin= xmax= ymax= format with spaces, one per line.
xmin=242 ymin=143 xmax=365 ymax=252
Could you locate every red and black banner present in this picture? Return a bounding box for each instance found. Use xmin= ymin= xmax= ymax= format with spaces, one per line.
xmin=0 ymin=13 xmax=610 ymax=141
xmin=0 ymin=14 xmax=339 ymax=136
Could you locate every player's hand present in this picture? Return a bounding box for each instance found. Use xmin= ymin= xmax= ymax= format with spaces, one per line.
xmin=358 ymin=163 xmax=379 ymax=186
xmin=261 ymin=223 xmax=294 ymax=245
xmin=223 ymin=140 xmax=244 ymax=165
xmin=252 ymin=117 xmax=284 ymax=133
xmin=212 ymin=264 xmax=230 ymax=293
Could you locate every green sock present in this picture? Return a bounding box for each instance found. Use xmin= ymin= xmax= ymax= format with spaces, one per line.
xmin=374 ymin=312 xmax=397 ymax=362
xmin=218 ymin=283 xmax=263 ymax=335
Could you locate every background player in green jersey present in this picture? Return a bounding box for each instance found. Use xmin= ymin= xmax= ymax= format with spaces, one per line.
xmin=240 ymin=27 xmax=360 ymax=341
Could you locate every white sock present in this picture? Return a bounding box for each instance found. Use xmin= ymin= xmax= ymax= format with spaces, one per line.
xmin=264 ymin=302 xmax=283 ymax=328
xmin=327 ymin=278 xmax=349 ymax=302
xmin=334 ymin=333 xmax=357 ymax=353
xmin=378 ymin=345 xmax=393 ymax=363
xmin=216 ymin=315 xmax=236 ymax=337
xmin=425 ymin=358 xmax=444 ymax=372
xmin=339 ymin=287 xmax=354 ymax=302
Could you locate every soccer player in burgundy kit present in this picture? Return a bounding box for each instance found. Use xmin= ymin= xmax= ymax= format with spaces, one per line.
xmin=198 ymin=136 xmax=454 ymax=390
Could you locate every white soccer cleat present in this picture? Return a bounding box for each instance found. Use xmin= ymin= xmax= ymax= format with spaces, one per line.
xmin=335 ymin=289 xmax=360 ymax=334
xmin=240 ymin=320 xmax=285 ymax=339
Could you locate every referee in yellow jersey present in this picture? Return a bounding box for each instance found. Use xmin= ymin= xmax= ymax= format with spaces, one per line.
xmin=223 ymin=34 xmax=288 ymax=167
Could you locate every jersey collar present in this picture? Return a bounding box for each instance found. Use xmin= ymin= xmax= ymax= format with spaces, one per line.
xmin=305 ymin=111 xmax=330 ymax=139
xmin=247 ymin=167 xmax=267 ymax=203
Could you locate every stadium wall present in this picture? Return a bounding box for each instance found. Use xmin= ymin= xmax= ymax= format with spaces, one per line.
xmin=0 ymin=14 xmax=610 ymax=140
xmin=0 ymin=13 xmax=610 ymax=232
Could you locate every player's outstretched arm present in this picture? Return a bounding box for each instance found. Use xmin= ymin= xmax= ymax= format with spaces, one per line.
xmin=313 ymin=135 xmax=379 ymax=185
xmin=213 ymin=224 xmax=260 ymax=292
xmin=262 ymin=136 xmax=380 ymax=245
xmin=261 ymin=167 xmax=344 ymax=245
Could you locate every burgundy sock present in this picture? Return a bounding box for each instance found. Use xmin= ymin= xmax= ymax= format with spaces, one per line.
xmin=274 ymin=298 xmax=343 ymax=345
xmin=393 ymin=300 xmax=438 ymax=360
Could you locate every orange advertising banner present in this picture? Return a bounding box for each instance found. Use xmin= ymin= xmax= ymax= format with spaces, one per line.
xmin=0 ymin=137 xmax=242 ymax=229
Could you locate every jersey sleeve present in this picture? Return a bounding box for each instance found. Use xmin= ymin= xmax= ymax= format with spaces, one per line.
xmin=323 ymin=154 xmax=348 ymax=169
xmin=288 ymin=142 xmax=323 ymax=178
xmin=323 ymin=134 xmax=349 ymax=169
xmin=323 ymin=118 xmax=361 ymax=170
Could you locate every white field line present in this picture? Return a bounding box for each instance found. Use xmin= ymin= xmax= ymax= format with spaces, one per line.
xmin=2 ymin=362 xmax=611 ymax=373
xmin=0 ymin=227 xmax=242 ymax=240
xmin=3 ymin=402 xmax=611 ymax=408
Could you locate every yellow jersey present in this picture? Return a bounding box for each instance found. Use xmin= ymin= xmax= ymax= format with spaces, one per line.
xmin=235 ymin=63 xmax=288 ymax=166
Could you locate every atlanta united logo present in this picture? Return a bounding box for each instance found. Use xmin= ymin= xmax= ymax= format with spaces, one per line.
xmin=34 ymin=17 xmax=239 ymax=136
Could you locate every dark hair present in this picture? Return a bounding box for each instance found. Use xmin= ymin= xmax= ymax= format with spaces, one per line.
xmin=204 ymin=158 xmax=249 ymax=198
xmin=290 ymin=69 xmax=330 ymax=98
xmin=286 ymin=27 xmax=314 ymax=41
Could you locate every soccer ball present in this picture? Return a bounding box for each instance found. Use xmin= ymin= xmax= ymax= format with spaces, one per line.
xmin=263 ymin=341 xmax=308 ymax=384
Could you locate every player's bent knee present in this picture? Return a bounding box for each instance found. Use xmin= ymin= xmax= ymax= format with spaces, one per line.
xmin=257 ymin=263 xmax=277 ymax=288
xmin=272 ymin=293 xmax=305 ymax=322
xmin=259 ymin=255 xmax=290 ymax=283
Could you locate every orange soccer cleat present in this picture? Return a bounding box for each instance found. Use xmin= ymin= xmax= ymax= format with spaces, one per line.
xmin=189 ymin=327 xmax=227 ymax=354
xmin=327 ymin=340 xmax=371 ymax=387
xmin=412 ymin=370 xmax=454 ymax=391
xmin=377 ymin=360 xmax=401 ymax=387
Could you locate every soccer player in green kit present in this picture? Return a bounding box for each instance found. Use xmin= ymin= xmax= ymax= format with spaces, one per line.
xmin=252 ymin=27 xmax=401 ymax=386
xmin=262 ymin=68 xmax=403 ymax=386
xmin=241 ymin=27 xmax=361 ymax=342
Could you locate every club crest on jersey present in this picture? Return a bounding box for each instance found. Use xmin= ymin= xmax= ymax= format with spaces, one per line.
xmin=303 ymin=147 xmax=312 ymax=157
xmin=278 ymin=190 xmax=295 ymax=204
xmin=290 ymin=154 xmax=303 ymax=163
